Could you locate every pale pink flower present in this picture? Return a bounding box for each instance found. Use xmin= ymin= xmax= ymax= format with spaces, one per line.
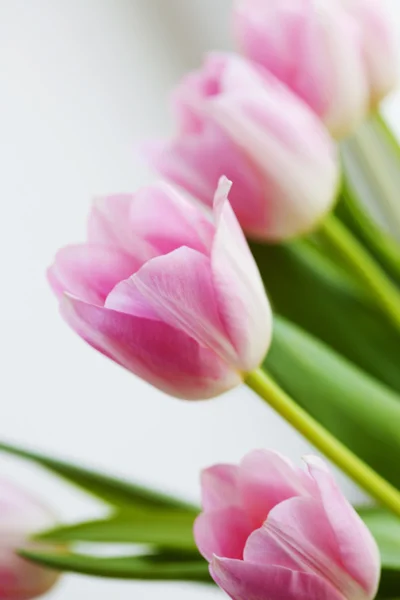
xmin=233 ymin=0 xmax=369 ymax=137
xmin=0 ymin=479 xmax=59 ymax=600
xmin=48 ymin=178 xmax=272 ymax=400
xmin=195 ymin=450 xmax=380 ymax=600
xmin=146 ymin=53 xmax=339 ymax=241
xmin=340 ymin=0 xmax=398 ymax=106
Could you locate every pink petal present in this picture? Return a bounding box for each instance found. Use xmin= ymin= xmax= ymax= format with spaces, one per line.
xmin=305 ymin=456 xmax=380 ymax=598
xmin=238 ymin=450 xmax=313 ymax=528
xmin=342 ymin=0 xmax=398 ymax=105
xmin=127 ymin=182 xmax=214 ymax=256
xmin=48 ymin=244 xmax=137 ymax=305
xmin=61 ymin=295 xmax=241 ymax=400
xmin=211 ymin=557 xmax=345 ymax=600
xmin=233 ymin=2 xmax=368 ymax=137
xmin=116 ymin=246 xmax=238 ymax=365
xmin=87 ymin=194 xmax=154 ymax=263
xmin=144 ymin=123 xmax=269 ymax=237
xmin=211 ymin=179 xmax=272 ymax=371
xmin=194 ymin=507 xmax=253 ymax=562
xmin=201 ymin=464 xmax=240 ymax=511
xmin=244 ymin=496 xmax=365 ymax=599
xmin=203 ymin=55 xmax=338 ymax=240
xmin=171 ymin=54 xmax=227 ymax=133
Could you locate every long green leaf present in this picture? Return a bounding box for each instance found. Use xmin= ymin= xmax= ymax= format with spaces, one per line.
xmin=337 ymin=186 xmax=400 ymax=286
xmin=264 ymin=317 xmax=400 ymax=489
xmin=19 ymin=549 xmax=211 ymax=582
xmin=0 ymin=442 xmax=196 ymax=512
xmin=251 ymin=241 xmax=400 ymax=394
xmin=360 ymin=507 xmax=400 ymax=598
xmin=36 ymin=509 xmax=198 ymax=550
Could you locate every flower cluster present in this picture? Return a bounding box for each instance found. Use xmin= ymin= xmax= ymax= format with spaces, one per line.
xmin=2 ymin=0 xmax=398 ymax=598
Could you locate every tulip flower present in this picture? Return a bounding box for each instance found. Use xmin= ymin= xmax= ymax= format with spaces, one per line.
xmin=340 ymin=0 xmax=398 ymax=106
xmin=146 ymin=53 xmax=339 ymax=241
xmin=194 ymin=450 xmax=380 ymax=600
xmin=48 ymin=178 xmax=272 ymax=400
xmin=0 ymin=479 xmax=59 ymax=599
xmin=232 ymin=0 xmax=370 ymax=137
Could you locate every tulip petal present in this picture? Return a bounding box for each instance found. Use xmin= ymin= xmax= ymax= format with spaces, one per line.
xmin=123 ymin=246 xmax=238 ymax=364
xmin=238 ymin=450 xmax=313 ymax=527
xmin=87 ymin=194 xmax=154 ymax=263
xmin=194 ymin=508 xmax=253 ymax=562
xmin=208 ymin=64 xmax=338 ymax=240
xmin=305 ymin=456 xmax=380 ymax=598
xmin=244 ymin=496 xmax=365 ymax=599
xmin=48 ymin=244 xmax=137 ymax=305
xmin=211 ymin=178 xmax=272 ymax=371
xmin=61 ymin=295 xmax=241 ymax=400
xmin=211 ymin=557 xmax=345 ymax=600
xmin=341 ymin=0 xmax=398 ymax=105
xmin=233 ymin=1 xmax=368 ymax=137
xmin=127 ymin=182 xmax=214 ymax=256
xmin=144 ymin=123 xmax=269 ymax=237
xmin=201 ymin=464 xmax=240 ymax=511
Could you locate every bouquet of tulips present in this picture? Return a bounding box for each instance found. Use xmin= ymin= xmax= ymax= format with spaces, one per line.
xmin=3 ymin=1 xmax=400 ymax=598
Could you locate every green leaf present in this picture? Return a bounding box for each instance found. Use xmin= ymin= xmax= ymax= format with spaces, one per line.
xmin=19 ymin=549 xmax=211 ymax=583
xmin=337 ymin=187 xmax=400 ymax=287
xmin=251 ymin=241 xmax=400 ymax=394
xmin=359 ymin=507 xmax=400 ymax=598
xmin=0 ymin=442 xmax=196 ymax=513
xmin=36 ymin=509 xmax=198 ymax=550
xmin=264 ymin=317 xmax=400 ymax=490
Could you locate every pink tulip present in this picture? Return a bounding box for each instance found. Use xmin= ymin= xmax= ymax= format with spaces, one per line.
xmin=194 ymin=450 xmax=380 ymax=600
xmin=340 ymin=0 xmax=398 ymax=106
xmin=233 ymin=0 xmax=369 ymax=137
xmin=0 ymin=479 xmax=59 ymax=599
xmin=146 ymin=53 xmax=339 ymax=241
xmin=48 ymin=178 xmax=272 ymax=400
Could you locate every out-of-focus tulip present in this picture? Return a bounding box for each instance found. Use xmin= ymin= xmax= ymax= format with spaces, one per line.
xmin=233 ymin=0 xmax=369 ymax=137
xmin=48 ymin=178 xmax=272 ymax=400
xmin=340 ymin=0 xmax=398 ymax=106
xmin=146 ymin=53 xmax=339 ymax=241
xmin=0 ymin=479 xmax=59 ymax=599
xmin=194 ymin=450 xmax=380 ymax=600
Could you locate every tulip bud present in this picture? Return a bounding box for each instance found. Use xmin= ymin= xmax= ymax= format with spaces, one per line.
xmin=48 ymin=178 xmax=272 ymax=400
xmin=195 ymin=450 xmax=380 ymax=600
xmin=340 ymin=0 xmax=398 ymax=107
xmin=0 ymin=479 xmax=59 ymax=599
xmin=146 ymin=53 xmax=339 ymax=241
xmin=233 ymin=0 xmax=370 ymax=137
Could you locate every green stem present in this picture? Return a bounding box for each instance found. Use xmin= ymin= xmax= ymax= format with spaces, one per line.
xmin=246 ymin=368 xmax=400 ymax=517
xmin=319 ymin=214 xmax=400 ymax=331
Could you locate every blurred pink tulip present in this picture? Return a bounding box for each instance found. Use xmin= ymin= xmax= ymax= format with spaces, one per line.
xmin=195 ymin=450 xmax=380 ymax=600
xmin=48 ymin=178 xmax=272 ymax=400
xmin=146 ymin=53 xmax=339 ymax=241
xmin=233 ymin=0 xmax=370 ymax=137
xmin=0 ymin=480 xmax=59 ymax=600
xmin=341 ymin=0 xmax=398 ymax=106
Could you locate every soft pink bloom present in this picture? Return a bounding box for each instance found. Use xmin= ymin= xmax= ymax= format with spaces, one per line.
xmin=340 ymin=0 xmax=398 ymax=106
xmin=194 ymin=450 xmax=380 ymax=600
xmin=145 ymin=53 xmax=339 ymax=241
xmin=48 ymin=178 xmax=272 ymax=400
xmin=0 ymin=479 xmax=59 ymax=600
xmin=233 ymin=0 xmax=369 ymax=137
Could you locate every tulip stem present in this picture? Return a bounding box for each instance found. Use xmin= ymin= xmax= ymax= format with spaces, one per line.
xmin=319 ymin=214 xmax=400 ymax=331
xmin=246 ymin=368 xmax=400 ymax=517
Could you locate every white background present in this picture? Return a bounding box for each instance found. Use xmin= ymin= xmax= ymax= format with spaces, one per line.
xmin=1 ymin=1 xmax=400 ymax=598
